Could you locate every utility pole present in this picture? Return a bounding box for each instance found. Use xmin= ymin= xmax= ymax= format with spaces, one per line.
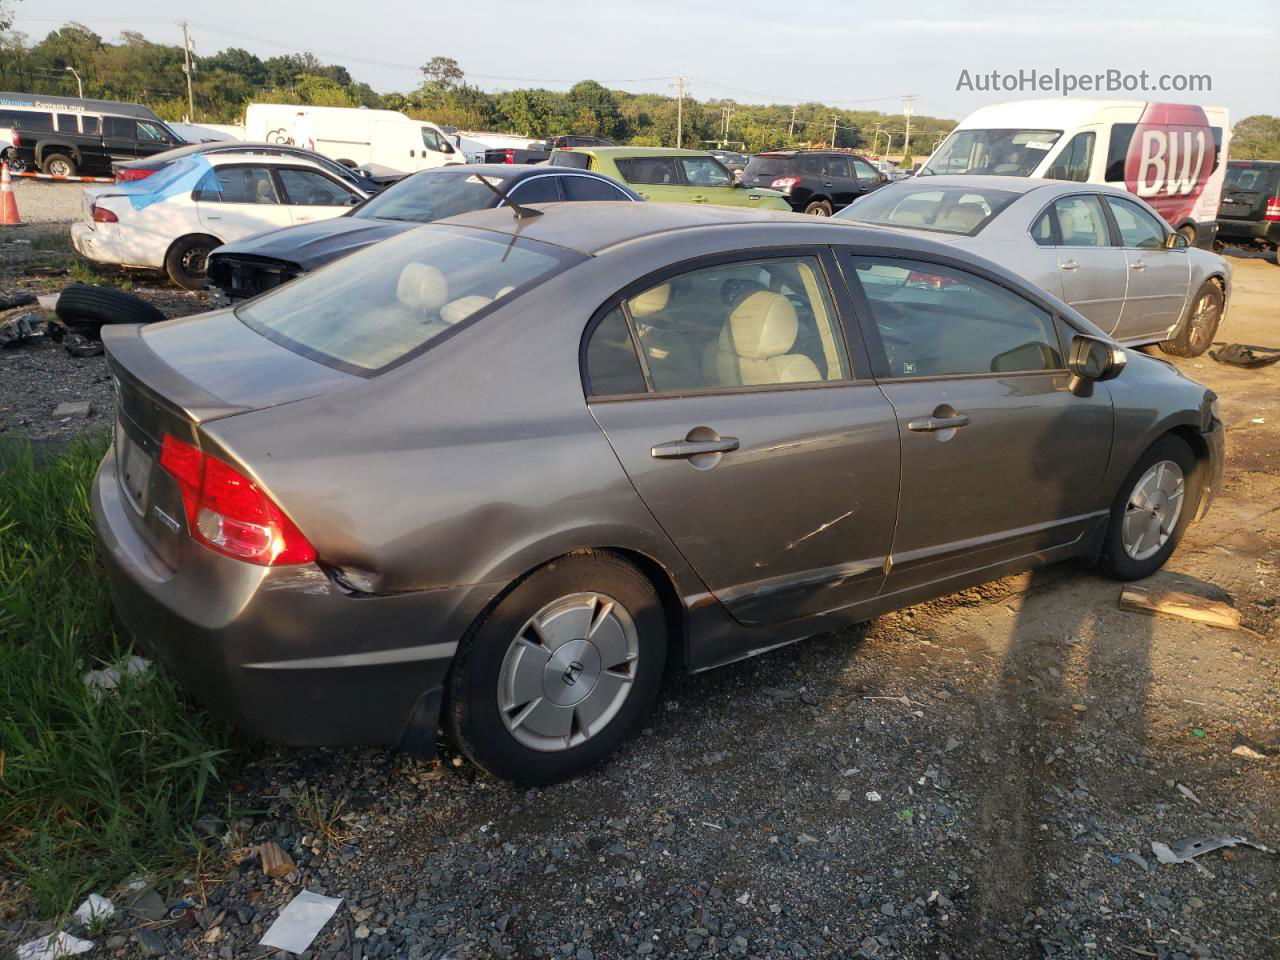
xmin=719 ymin=103 xmax=735 ymax=148
xmin=788 ymin=105 xmax=797 ymax=138
xmin=671 ymin=76 xmax=688 ymax=148
xmin=902 ymin=94 xmax=916 ymax=155
xmin=180 ymin=21 xmax=194 ymax=123
xmin=871 ymin=123 xmax=884 ymax=156
xmin=830 ymin=113 xmax=839 ymax=149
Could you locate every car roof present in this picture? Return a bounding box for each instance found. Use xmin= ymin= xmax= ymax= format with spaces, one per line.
xmin=205 ymin=151 xmax=336 ymax=169
xmin=433 ymin=200 xmax=958 ymax=257
xmin=0 ymin=91 xmax=161 ymax=120
xmin=1227 ymin=159 xmax=1280 ymax=168
xmin=560 ymin=146 xmax=717 ymax=158
xmin=899 ymin=174 xmax=1116 ymax=196
xmin=420 ymin=163 xmax=616 ymax=178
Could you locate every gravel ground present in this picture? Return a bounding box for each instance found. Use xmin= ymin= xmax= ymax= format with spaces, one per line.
xmin=1 ymin=250 xmax=1277 ymax=960
xmin=11 ymin=179 xmax=86 ymax=224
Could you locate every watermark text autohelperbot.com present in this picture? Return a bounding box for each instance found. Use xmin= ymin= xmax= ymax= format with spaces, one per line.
xmin=956 ymin=68 xmax=1211 ymax=96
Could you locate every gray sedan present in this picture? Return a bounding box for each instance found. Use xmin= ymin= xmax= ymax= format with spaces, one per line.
xmin=92 ymin=202 xmax=1223 ymax=784
xmin=836 ymin=176 xmax=1231 ymax=357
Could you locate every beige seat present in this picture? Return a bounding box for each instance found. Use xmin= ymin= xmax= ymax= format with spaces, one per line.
xmin=628 ymin=283 xmax=703 ymax=391
xmin=704 ymin=291 xmax=822 ymax=387
xmin=936 ymin=202 xmax=987 ymax=233
xmin=441 ymin=295 xmax=492 ymax=325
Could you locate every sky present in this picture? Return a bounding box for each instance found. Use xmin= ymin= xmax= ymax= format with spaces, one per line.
xmin=10 ymin=0 xmax=1280 ymax=122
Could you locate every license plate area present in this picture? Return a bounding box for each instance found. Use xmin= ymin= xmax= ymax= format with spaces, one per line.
xmin=116 ymin=420 xmax=153 ymax=516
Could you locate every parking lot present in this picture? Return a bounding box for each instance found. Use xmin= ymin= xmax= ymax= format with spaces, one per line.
xmin=1 ymin=183 xmax=1278 ymax=959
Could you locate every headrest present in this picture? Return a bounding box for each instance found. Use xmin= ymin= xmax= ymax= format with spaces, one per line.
xmin=629 ymin=283 xmax=670 ymax=317
xmin=722 ymin=291 xmax=798 ymax=360
xmin=397 ymin=263 xmax=448 ymax=311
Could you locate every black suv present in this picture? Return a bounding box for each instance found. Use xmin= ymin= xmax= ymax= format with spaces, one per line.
xmin=1217 ymin=160 xmax=1280 ymax=260
xmin=741 ymin=150 xmax=887 ymax=215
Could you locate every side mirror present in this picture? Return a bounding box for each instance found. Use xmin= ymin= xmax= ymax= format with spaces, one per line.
xmin=878 ymin=173 xmax=888 ymax=184
xmin=1166 ymin=232 xmax=1189 ymax=249
xmin=1068 ymin=334 xmax=1126 ymax=396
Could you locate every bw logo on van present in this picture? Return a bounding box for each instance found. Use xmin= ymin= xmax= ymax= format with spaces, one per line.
xmin=1125 ymin=103 xmax=1217 ymax=227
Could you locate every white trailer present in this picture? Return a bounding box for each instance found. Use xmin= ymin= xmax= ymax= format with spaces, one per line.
xmin=244 ymin=104 xmax=463 ymax=174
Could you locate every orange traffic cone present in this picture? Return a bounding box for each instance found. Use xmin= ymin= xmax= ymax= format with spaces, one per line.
xmin=0 ymin=163 xmax=19 ymax=225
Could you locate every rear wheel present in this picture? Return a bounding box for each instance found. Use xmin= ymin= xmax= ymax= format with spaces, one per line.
xmin=1160 ymin=280 xmax=1223 ymax=357
xmin=803 ymin=199 xmax=832 ymax=217
xmin=164 ymin=234 xmax=219 ymax=290
xmin=43 ymin=153 xmax=76 ymax=177
xmin=1098 ymin=436 xmax=1198 ymax=581
xmin=447 ymin=553 xmax=666 ymax=784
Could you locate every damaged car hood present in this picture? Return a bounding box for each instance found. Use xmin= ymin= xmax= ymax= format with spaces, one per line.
xmin=213 ymin=217 xmax=418 ymax=270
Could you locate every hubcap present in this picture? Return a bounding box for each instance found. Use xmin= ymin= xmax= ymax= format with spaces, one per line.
xmin=1188 ymin=292 xmax=1218 ymax=349
xmin=49 ymin=160 xmax=71 ymax=177
xmin=182 ymin=246 xmax=211 ymax=276
xmin=497 ymin=592 xmax=639 ymax=752
xmin=808 ymin=206 xmax=829 ymax=217
xmin=1122 ymin=460 xmax=1185 ymax=561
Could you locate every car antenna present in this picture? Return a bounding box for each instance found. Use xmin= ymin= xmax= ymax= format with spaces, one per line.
xmin=475 ymin=174 xmax=543 ymax=219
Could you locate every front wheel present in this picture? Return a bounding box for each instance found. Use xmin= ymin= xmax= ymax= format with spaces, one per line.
xmin=1160 ymin=281 xmax=1223 ymax=357
xmin=803 ymin=199 xmax=832 ymax=217
xmin=447 ymin=553 xmax=666 ymax=784
xmin=1098 ymin=436 xmax=1199 ymax=581
xmin=43 ymin=153 xmax=77 ymax=177
xmin=164 ymin=234 xmax=218 ymax=290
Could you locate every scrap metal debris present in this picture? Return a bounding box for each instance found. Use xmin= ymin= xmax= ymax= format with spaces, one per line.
xmin=1150 ymin=835 xmax=1277 ymax=877
xmin=259 ymin=890 xmax=343 ymax=954
xmin=1209 ymin=342 xmax=1280 ymax=368
xmin=0 ymin=309 xmax=45 ymax=347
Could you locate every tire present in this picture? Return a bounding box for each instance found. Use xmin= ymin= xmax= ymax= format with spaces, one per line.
xmin=1177 ymin=224 xmax=1197 ymax=245
xmin=1160 ymin=280 xmax=1223 ymax=357
xmin=803 ymin=199 xmax=832 ymax=217
xmin=42 ymin=153 xmax=76 ymax=177
xmin=1098 ymin=436 xmax=1199 ymax=581
xmin=447 ymin=552 xmax=667 ymax=784
xmin=55 ymin=283 xmax=167 ymax=329
xmin=164 ymin=234 xmax=219 ymax=290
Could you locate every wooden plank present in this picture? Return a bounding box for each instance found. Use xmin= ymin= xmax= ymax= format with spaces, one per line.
xmin=1119 ymin=588 xmax=1241 ymax=630
xmin=259 ymin=841 xmax=295 ymax=879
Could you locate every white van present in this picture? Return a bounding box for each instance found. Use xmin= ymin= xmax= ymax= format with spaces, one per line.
xmin=921 ymin=98 xmax=1230 ymax=247
xmin=243 ymin=104 xmax=462 ymax=175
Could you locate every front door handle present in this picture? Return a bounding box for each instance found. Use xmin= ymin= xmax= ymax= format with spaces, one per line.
xmin=1130 ymin=260 xmax=1146 ymax=271
xmin=651 ymin=437 xmax=740 ymax=459
xmin=908 ymin=414 xmax=970 ymax=432
xmin=1060 ymin=258 xmax=1079 ymax=270
xmin=823 ymin=181 xmax=833 ymax=187
xmin=690 ymin=194 xmax=708 ymax=203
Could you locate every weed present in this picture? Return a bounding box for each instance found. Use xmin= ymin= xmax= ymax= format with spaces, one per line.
xmin=0 ymin=438 xmax=233 ymax=915
xmin=291 ymin=785 xmax=351 ymax=849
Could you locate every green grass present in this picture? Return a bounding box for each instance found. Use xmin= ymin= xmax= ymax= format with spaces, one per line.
xmin=0 ymin=438 xmax=232 ymax=915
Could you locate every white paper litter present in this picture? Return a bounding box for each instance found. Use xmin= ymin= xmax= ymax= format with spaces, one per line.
xmin=36 ymin=294 xmax=59 ymax=312
xmin=16 ymin=932 xmax=95 ymax=960
xmin=72 ymin=893 xmax=115 ymax=924
xmin=82 ymin=656 xmax=151 ymax=698
xmin=865 ymin=790 xmax=882 ymax=802
xmin=259 ymin=890 xmax=343 ymax=954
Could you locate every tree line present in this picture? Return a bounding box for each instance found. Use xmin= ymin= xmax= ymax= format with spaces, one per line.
xmin=0 ymin=25 xmax=955 ymax=161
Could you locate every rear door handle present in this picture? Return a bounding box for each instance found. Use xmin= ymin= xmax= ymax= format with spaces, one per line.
xmin=651 ymin=437 xmax=740 ymax=459
xmin=823 ymin=181 xmax=833 ymax=186
xmin=1060 ymin=258 xmax=1079 ymax=270
xmin=1130 ymin=260 xmax=1146 ymax=271
xmin=907 ymin=414 xmax=970 ymax=432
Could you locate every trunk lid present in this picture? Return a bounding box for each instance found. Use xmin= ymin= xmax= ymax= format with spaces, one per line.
xmin=103 ymin=314 xmax=358 ymax=566
xmin=1219 ymin=163 xmax=1280 ymax=221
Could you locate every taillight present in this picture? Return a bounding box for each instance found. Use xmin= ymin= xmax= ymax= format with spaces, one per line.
xmin=115 ymin=167 xmax=158 ymax=182
xmin=1265 ymin=198 xmax=1280 ymax=222
xmin=10 ymin=131 xmax=19 ymax=147
xmin=504 ymin=148 xmax=515 ymax=164
xmin=92 ymin=204 xmax=118 ymax=223
xmin=771 ymin=177 xmax=799 ymax=191
xmin=158 ymin=434 xmax=316 ymax=566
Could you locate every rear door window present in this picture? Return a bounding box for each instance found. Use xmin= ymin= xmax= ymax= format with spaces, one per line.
xmin=614 ymin=157 xmax=681 ymax=185
xmin=277 ymin=168 xmax=354 ymax=206
xmin=584 ymin=307 xmax=646 ymax=396
xmin=238 ymin=227 xmax=578 ymax=375
xmin=849 ymin=257 xmax=1063 ymax=378
xmin=55 ymin=113 xmax=79 ymax=133
xmin=1050 ymin=195 xmax=1111 ymax=246
xmin=105 ymin=117 xmax=138 ymax=139
xmin=821 ymin=155 xmax=850 ymax=179
xmin=202 ymin=166 xmax=280 ymax=204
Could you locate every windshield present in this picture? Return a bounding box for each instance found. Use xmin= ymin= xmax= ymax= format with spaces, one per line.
xmin=743 ymin=156 xmax=790 ymax=178
xmin=836 ymin=184 xmax=1019 ymax=236
xmin=355 ymin=170 xmax=505 ymax=222
xmin=923 ymin=129 xmax=1062 ymax=177
xmin=237 ymin=227 xmax=576 ymax=374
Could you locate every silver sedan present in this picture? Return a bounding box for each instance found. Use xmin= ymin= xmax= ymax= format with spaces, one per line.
xmin=836 ymin=175 xmax=1231 ymax=357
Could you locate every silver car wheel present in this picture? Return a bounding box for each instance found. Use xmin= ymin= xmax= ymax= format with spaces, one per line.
xmin=1122 ymin=460 xmax=1185 ymax=561
xmin=1188 ymin=291 xmax=1219 ymax=349
xmin=497 ymin=592 xmax=639 ymax=752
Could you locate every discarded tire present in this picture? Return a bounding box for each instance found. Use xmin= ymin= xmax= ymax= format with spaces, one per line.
xmin=55 ymin=283 xmax=167 ymax=329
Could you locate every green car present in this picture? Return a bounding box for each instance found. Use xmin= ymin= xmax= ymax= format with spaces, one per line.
xmin=548 ymin=147 xmax=791 ymax=211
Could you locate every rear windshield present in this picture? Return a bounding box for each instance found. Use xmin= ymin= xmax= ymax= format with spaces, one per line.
xmin=237 ymin=227 xmax=578 ymax=375
xmin=356 ymin=170 xmax=505 ymax=223
xmin=922 ymin=129 xmax=1062 ymax=177
xmin=1224 ymin=164 xmax=1278 ymax=194
xmin=743 ymin=156 xmax=790 ymax=178
xmin=836 ymin=184 xmax=1019 ymax=236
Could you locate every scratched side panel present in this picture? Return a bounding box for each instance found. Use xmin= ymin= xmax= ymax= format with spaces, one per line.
xmin=589 ymin=384 xmax=901 ymax=627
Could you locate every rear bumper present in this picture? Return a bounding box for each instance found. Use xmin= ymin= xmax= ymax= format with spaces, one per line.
xmin=91 ymin=446 xmax=501 ymax=754
xmin=71 ymin=221 xmax=121 ymax=266
xmin=1216 ymin=217 xmax=1278 ymax=246
xmin=1192 ymin=220 xmax=1218 ymax=249
xmin=1197 ymin=418 xmax=1226 ymax=521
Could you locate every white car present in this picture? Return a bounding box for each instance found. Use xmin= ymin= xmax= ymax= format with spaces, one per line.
xmin=71 ymin=151 xmax=367 ymax=289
